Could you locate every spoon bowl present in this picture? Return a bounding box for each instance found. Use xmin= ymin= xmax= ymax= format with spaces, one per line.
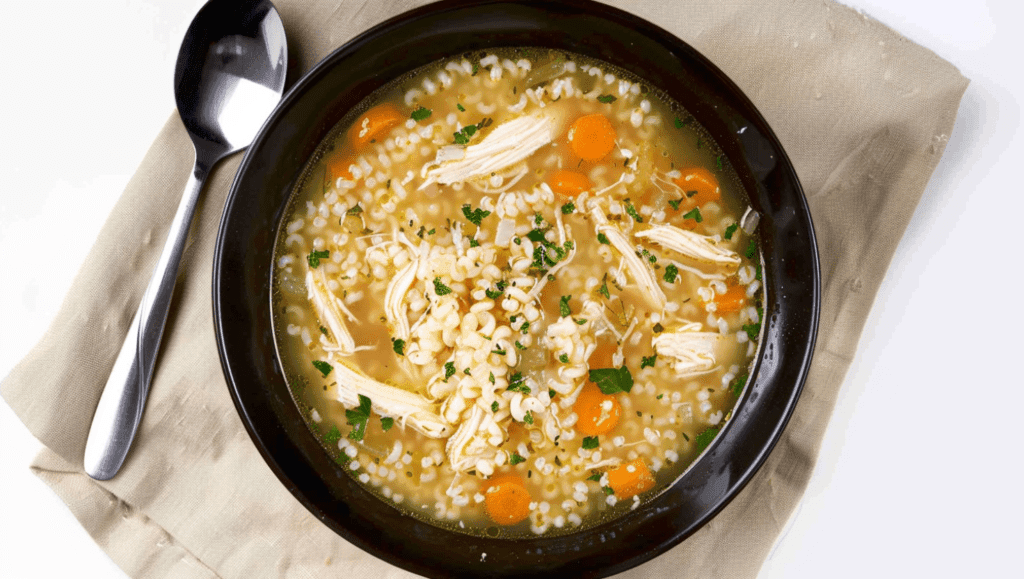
xmin=84 ymin=0 xmax=287 ymax=481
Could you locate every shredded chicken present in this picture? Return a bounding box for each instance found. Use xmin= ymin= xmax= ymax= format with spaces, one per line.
xmin=635 ymin=224 xmax=741 ymax=270
xmin=421 ymin=113 xmax=554 ymax=187
xmin=383 ymin=262 xmax=416 ymax=340
xmin=446 ymin=405 xmax=506 ymax=472
xmin=307 ymin=268 xmax=359 ymax=354
xmin=651 ymin=322 xmax=723 ymax=378
xmin=332 ymin=361 xmax=450 ymax=438
xmin=588 ymin=204 xmax=666 ymax=312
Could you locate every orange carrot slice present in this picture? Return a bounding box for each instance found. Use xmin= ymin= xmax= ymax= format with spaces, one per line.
xmin=547 ymin=169 xmax=592 ymax=197
xmin=347 ymin=103 xmax=404 ymax=151
xmin=673 ymin=167 xmax=720 ymax=206
xmin=606 ymin=458 xmax=655 ymax=499
xmin=484 ymin=473 xmax=531 ymax=525
xmin=326 ymin=155 xmax=356 ymax=182
xmin=568 ymin=114 xmax=617 ymax=161
xmin=573 ymin=382 xmax=621 ymax=436
xmin=712 ymin=284 xmax=746 ymax=314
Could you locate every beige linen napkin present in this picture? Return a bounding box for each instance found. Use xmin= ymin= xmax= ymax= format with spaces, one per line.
xmin=2 ymin=0 xmax=967 ymax=577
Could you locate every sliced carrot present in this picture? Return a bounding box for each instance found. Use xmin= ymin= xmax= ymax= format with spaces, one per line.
xmin=673 ymin=167 xmax=720 ymax=206
xmin=484 ymin=473 xmax=531 ymax=525
xmin=547 ymin=169 xmax=592 ymax=197
xmin=347 ymin=103 xmax=404 ymax=151
xmin=568 ymin=113 xmax=617 ymax=161
xmin=326 ymin=154 xmax=356 ymax=181
xmin=606 ymin=458 xmax=655 ymax=499
xmin=573 ymin=382 xmax=621 ymax=436
xmin=712 ymin=284 xmax=747 ymax=314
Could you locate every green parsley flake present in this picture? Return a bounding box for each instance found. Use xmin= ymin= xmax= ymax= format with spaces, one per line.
xmin=602 ymin=486 xmax=615 ymax=495
xmin=469 ymin=239 xmax=480 ymax=248
xmin=380 ymin=417 xmax=394 ymax=431
xmin=472 ymin=63 xmax=480 ymax=76
xmin=598 ymin=280 xmax=610 ymax=299
xmin=507 ymin=373 xmax=531 ymax=394
xmin=575 ymin=319 xmax=587 ymax=325
xmin=587 ymin=473 xmax=602 ymax=482
xmin=520 ymin=320 xmax=530 ymax=334
xmin=523 ymin=411 xmax=534 ymax=425
xmin=695 ymin=426 xmax=720 ymax=452
xmin=597 ymin=94 xmax=617 ymax=103
xmin=312 ymin=360 xmax=333 ymax=377
xmin=345 ymin=394 xmax=373 ymax=442
xmin=559 ymin=295 xmax=572 ymax=317
xmin=597 ymin=232 xmax=610 ymax=245
xmin=742 ymin=322 xmax=761 ymax=341
xmin=582 ymin=436 xmax=599 ymax=450
xmin=730 ymin=374 xmax=749 ymax=396
xmin=307 ymin=250 xmax=330 ymax=268
xmin=444 ymin=361 xmax=456 ymax=381
xmin=624 ymin=199 xmax=643 ymax=223
xmin=457 ymin=103 xmax=466 ymax=112
xmin=346 ymin=204 xmax=363 ymax=216
xmin=492 ymin=401 xmax=499 ymax=412
xmin=319 ymin=325 xmax=328 ymax=335
xmin=588 ymin=366 xmax=634 ymax=394
xmin=461 ymin=204 xmax=491 ymax=226
xmin=640 ymin=354 xmax=657 ymax=369
xmin=432 ymin=277 xmax=453 ymax=296
xmin=716 ymin=155 xmax=723 ymax=171
xmin=510 ymin=452 xmax=525 ymax=465
xmin=561 ymin=201 xmax=576 ymax=214
xmin=745 ymin=238 xmax=758 ymax=259
xmin=683 ymin=207 xmax=703 ymax=223
xmin=668 ymin=198 xmax=682 ymax=211
xmin=663 ymin=264 xmax=679 ymax=283
xmin=724 ymin=223 xmax=739 ymax=240
xmin=392 ymin=338 xmax=406 ymax=356
xmin=324 ymin=425 xmax=341 ymax=445
xmin=515 ymin=341 xmax=527 ymax=351
xmin=558 ymin=353 xmax=570 ymax=363
xmin=411 ymin=106 xmax=432 ymax=121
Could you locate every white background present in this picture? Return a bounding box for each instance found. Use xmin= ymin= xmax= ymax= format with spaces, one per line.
xmin=1 ymin=1 xmax=1021 ymax=577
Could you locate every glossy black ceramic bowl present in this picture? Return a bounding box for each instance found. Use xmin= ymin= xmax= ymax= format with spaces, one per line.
xmin=213 ymin=0 xmax=820 ymax=576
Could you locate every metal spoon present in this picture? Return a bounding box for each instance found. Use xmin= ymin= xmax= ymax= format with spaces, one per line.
xmin=84 ymin=0 xmax=287 ymax=480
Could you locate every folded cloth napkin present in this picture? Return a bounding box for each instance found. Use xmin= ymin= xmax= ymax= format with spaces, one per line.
xmin=1 ymin=0 xmax=967 ymax=577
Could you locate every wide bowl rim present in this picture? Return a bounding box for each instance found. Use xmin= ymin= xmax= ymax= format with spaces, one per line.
xmin=213 ymin=0 xmax=820 ymax=576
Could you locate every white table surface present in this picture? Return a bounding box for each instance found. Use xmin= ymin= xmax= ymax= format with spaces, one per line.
xmin=2 ymin=1 xmax=1021 ymax=577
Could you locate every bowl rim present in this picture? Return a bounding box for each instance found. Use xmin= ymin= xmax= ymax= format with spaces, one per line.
xmin=213 ymin=0 xmax=820 ymax=576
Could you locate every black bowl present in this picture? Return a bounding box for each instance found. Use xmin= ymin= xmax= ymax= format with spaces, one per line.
xmin=213 ymin=0 xmax=820 ymax=576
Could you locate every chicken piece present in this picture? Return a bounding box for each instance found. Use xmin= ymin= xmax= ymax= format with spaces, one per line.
xmin=635 ymin=224 xmax=741 ymax=270
xmin=332 ymin=361 xmax=450 ymax=438
xmin=589 ymin=205 xmax=666 ymax=312
xmin=651 ymin=322 xmax=723 ymax=378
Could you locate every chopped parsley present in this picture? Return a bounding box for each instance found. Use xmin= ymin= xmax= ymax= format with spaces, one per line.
xmin=558 ymin=354 xmax=570 ymax=363
xmin=716 ymin=155 xmax=723 ymax=171
xmin=515 ymin=341 xmax=527 ymax=350
xmin=432 ymin=277 xmax=453 ymax=296
xmin=745 ymin=238 xmax=758 ymax=259
xmin=523 ymin=411 xmax=534 ymax=425
xmin=453 ymin=123 xmax=477 ymax=144
xmin=346 ymin=204 xmax=363 ymax=216
xmin=444 ymin=361 xmax=456 ymax=381
xmin=696 ymin=137 xmax=704 ymax=150
xmin=319 ymin=325 xmax=328 ymax=335
xmin=492 ymin=401 xmax=499 ymax=412
xmin=730 ymin=373 xmax=749 ymax=396
xmin=469 ymin=239 xmax=480 ymax=248
xmin=491 ymin=347 xmax=507 ymax=356
xmin=624 ymin=199 xmax=643 ymax=223
xmin=674 ymin=116 xmax=693 ymax=128
xmin=724 ymin=223 xmax=739 ymax=240
xmin=588 ymin=366 xmax=634 ymax=394
xmin=461 ymin=203 xmax=491 ymax=226
xmin=587 ymin=473 xmax=602 ymax=482
xmin=344 ymin=394 xmax=372 ymax=442
xmin=410 ymin=106 xmax=432 ymax=121
xmin=510 ymin=452 xmax=525 ymax=465
xmin=597 ymin=94 xmax=617 ymax=103
xmin=667 ymin=198 xmax=682 ymax=210
xmin=575 ymin=319 xmax=587 ymax=325
xmin=602 ymin=486 xmax=615 ymax=496
xmin=640 ymin=354 xmax=657 ymax=369
xmin=324 ymin=425 xmax=341 ymax=445
xmin=526 ymin=228 xmax=547 ymax=243
xmin=488 ymin=372 xmax=496 ymax=385
xmin=485 ymin=280 xmax=508 ymax=300
xmin=391 ymin=338 xmax=406 ymax=356
xmin=663 ymin=264 xmax=679 ymax=283
xmin=507 ymin=372 xmax=531 ymax=394
xmin=561 ymin=201 xmax=576 ymax=214
xmin=472 ymin=63 xmax=480 ymax=76
xmin=598 ymin=280 xmax=611 ymax=299
xmin=457 ymin=103 xmax=466 ymax=112
xmin=683 ymin=207 xmax=703 ymax=223
xmin=549 ymin=389 xmax=556 ymax=399
xmin=559 ymin=294 xmax=572 ymax=317
xmin=380 ymin=417 xmax=394 ymax=431
xmin=597 ymin=232 xmax=610 ymax=245
xmin=312 ymin=360 xmax=333 ymax=377
xmin=520 ymin=320 xmax=531 ymax=334
xmin=742 ymin=322 xmax=761 ymax=341
xmin=307 ymin=250 xmax=330 ymax=268
xmin=695 ymin=426 xmax=720 ymax=452
xmin=582 ymin=436 xmax=599 ymax=450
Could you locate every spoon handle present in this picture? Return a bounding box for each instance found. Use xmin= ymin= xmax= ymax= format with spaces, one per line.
xmin=84 ymin=158 xmax=210 ymax=480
